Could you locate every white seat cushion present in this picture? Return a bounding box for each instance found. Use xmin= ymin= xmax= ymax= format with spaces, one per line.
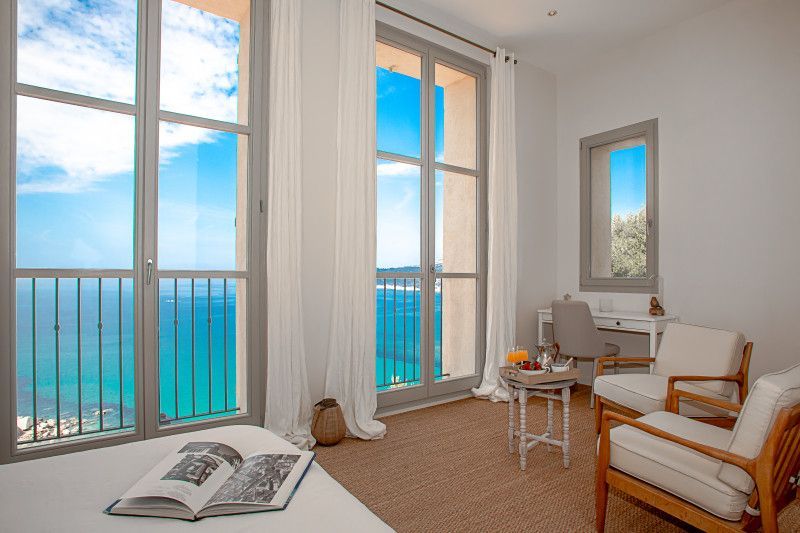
xmin=606 ymin=411 xmax=747 ymax=521
xmin=594 ymin=373 xmax=733 ymax=417
xmin=718 ymin=363 xmax=800 ymax=493
xmin=652 ymin=323 xmax=745 ymax=397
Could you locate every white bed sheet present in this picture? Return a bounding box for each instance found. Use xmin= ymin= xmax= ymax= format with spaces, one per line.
xmin=0 ymin=425 xmax=392 ymax=532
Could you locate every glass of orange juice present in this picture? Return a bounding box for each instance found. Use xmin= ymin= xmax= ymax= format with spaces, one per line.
xmin=507 ymin=346 xmax=528 ymax=365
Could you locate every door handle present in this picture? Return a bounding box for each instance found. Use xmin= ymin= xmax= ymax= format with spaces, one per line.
xmin=146 ymin=259 xmax=153 ymax=285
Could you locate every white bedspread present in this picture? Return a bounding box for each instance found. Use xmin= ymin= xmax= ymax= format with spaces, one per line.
xmin=0 ymin=425 xmax=392 ymax=532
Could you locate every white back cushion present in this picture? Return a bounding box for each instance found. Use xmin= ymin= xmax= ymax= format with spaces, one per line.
xmin=718 ymin=363 xmax=800 ymax=494
xmin=653 ymin=323 xmax=745 ymax=396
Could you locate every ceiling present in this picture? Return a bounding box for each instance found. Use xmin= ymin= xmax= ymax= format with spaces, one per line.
xmin=383 ymin=0 xmax=732 ymax=73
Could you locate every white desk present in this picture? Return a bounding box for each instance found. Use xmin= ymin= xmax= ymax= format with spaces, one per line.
xmin=537 ymin=308 xmax=678 ymax=357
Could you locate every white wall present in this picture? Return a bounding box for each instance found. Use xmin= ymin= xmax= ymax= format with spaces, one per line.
xmin=555 ymin=0 xmax=800 ymax=381
xmin=299 ymin=0 xmax=557 ymax=403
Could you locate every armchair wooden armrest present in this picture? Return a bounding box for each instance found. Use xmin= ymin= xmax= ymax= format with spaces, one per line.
xmin=598 ymin=410 xmax=754 ymax=475
xmin=595 ymin=356 xmax=655 ymax=377
xmin=666 ymin=388 xmax=743 ymax=415
xmin=666 ymin=374 xmax=745 ymax=412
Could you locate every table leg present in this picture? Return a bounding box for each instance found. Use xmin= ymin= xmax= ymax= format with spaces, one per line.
xmin=546 ymin=397 xmax=553 ymax=452
xmin=519 ymin=388 xmax=528 ymax=471
xmin=562 ymin=386 xmax=571 ymax=468
xmin=507 ymin=382 xmax=514 ymax=454
xmin=649 ymin=322 xmax=658 ymax=359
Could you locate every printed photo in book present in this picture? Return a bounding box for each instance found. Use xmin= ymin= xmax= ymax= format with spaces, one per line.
xmin=105 ymin=438 xmax=315 ymax=521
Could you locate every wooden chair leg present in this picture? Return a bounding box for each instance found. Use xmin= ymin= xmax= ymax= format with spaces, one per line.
xmin=756 ymin=470 xmax=778 ymax=533
xmin=595 ymin=397 xmax=604 ymax=434
xmin=596 ymin=420 xmax=611 ymax=532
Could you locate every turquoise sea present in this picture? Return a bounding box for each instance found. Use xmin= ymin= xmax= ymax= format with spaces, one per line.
xmin=15 ymin=275 xmax=441 ymax=434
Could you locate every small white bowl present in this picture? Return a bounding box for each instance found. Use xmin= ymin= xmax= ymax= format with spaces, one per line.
xmin=550 ymin=365 xmax=570 ymax=373
xmin=519 ymin=368 xmax=548 ymax=376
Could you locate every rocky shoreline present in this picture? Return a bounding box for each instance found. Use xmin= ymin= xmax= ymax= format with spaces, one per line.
xmin=17 ymin=410 xmax=114 ymax=442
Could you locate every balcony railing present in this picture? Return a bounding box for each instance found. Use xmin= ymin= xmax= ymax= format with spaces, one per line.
xmin=15 ymin=275 xmax=242 ymax=448
xmin=157 ymin=277 xmax=240 ymax=425
xmin=376 ymin=276 xmax=448 ymax=391
xmin=376 ymin=277 xmax=421 ymax=390
xmin=15 ymin=277 xmax=135 ymax=447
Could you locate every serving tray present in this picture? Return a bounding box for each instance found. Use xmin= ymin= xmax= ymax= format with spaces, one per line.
xmin=500 ymin=366 xmax=581 ymax=386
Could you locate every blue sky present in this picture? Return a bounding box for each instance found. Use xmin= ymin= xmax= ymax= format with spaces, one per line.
xmin=610 ymin=145 xmax=646 ymax=217
xmin=16 ymin=0 xmax=241 ymax=271
xmin=16 ymin=0 xmax=444 ymax=272
xmin=377 ymin=66 xmax=446 ymax=269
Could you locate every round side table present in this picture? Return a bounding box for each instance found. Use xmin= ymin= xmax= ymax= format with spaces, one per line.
xmin=503 ymin=377 xmax=577 ymax=470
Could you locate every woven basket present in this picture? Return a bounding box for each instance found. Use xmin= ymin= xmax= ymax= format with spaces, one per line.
xmin=311 ymin=398 xmax=346 ymax=446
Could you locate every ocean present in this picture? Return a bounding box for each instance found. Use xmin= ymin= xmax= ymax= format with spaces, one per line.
xmin=14 ymin=276 xmax=441 ymax=435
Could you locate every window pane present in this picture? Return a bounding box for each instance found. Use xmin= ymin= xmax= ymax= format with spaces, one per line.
xmin=376 ymin=42 xmax=421 ymax=159
xmin=16 ymin=277 xmax=135 ymax=448
xmin=435 ymin=170 xmax=477 ymax=273
xmin=158 ymin=278 xmax=243 ymax=425
xmin=377 ymin=159 xmax=421 ymax=271
xmin=158 ymin=122 xmax=247 ymax=271
xmin=435 ymin=63 xmax=476 ymax=169
xmin=17 ymin=0 xmax=138 ymax=104
xmin=435 ymin=277 xmax=476 ymax=381
xmin=376 ymin=278 xmax=421 ymax=391
xmin=590 ymin=137 xmax=647 ymax=278
xmin=16 ymin=96 xmax=135 ymax=269
xmin=160 ymin=0 xmax=250 ymax=124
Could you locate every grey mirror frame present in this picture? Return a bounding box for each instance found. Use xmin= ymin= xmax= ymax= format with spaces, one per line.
xmin=579 ymin=118 xmax=658 ymax=293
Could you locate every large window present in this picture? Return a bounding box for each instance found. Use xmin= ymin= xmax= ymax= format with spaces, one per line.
xmin=375 ymin=24 xmax=486 ymax=406
xmin=580 ymin=119 xmax=658 ymax=293
xmin=1 ymin=0 xmax=265 ymax=461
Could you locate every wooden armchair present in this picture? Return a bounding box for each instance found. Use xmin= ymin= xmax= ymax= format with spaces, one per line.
xmin=593 ymin=323 xmax=753 ymax=433
xmin=596 ymin=363 xmax=800 ymax=532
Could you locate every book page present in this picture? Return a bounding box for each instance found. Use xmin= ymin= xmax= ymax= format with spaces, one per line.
xmin=121 ymin=441 xmax=243 ymax=514
xmin=202 ymin=453 xmax=306 ymax=508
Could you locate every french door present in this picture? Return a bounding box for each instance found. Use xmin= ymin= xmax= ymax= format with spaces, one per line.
xmin=2 ymin=0 xmax=265 ymax=461
xmin=375 ymin=24 xmax=487 ymax=408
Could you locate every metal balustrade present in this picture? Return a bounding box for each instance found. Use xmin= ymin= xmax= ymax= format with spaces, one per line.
xmin=158 ymin=278 xmax=240 ymax=425
xmin=375 ymin=276 xmax=450 ymax=390
xmin=16 ymin=277 xmax=135 ymax=446
xmin=15 ymin=276 xmax=241 ymax=448
xmin=376 ymin=277 xmax=421 ymax=390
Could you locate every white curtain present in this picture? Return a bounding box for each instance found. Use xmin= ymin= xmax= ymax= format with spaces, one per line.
xmin=264 ymin=0 xmax=315 ymax=449
xmin=472 ymin=49 xmax=518 ymax=403
xmin=324 ymin=0 xmax=386 ymax=440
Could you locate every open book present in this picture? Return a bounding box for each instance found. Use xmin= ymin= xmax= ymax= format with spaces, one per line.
xmin=105 ymin=438 xmax=315 ymax=521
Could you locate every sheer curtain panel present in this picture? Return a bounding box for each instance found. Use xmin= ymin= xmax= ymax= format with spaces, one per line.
xmin=324 ymin=0 xmax=386 ymax=440
xmin=264 ymin=0 xmax=315 ymax=449
xmin=472 ymin=49 xmax=518 ymax=402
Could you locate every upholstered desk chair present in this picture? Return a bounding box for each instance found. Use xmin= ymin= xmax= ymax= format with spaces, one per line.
xmin=551 ymin=300 xmax=620 ymax=408
xmin=596 ymin=363 xmax=800 ymax=533
xmin=593 ymin=323 xmax=753 ymax=433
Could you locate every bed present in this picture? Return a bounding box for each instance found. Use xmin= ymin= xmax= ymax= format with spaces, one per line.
xmin=0 ymin=425 xmax=392 ymax=532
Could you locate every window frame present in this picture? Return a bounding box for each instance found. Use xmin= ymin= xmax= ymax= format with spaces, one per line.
xmin=375 ymin=22 xmax=488 ymax=409
xmin=579 ymin=118 xmax=659 ymax=293
xmin=0 ymin=0 xmax=268 ymax=463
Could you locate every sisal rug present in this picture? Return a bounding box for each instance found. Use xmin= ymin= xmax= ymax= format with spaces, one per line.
xmin=315 ymin=385 xmax=800 ymax=532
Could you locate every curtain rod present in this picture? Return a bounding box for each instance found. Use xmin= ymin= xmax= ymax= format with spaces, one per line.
xmin=375 ymin=1 xmax=518 ymax=64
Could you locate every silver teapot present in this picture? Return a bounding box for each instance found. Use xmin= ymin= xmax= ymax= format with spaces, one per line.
xmin=534 ymin=342 xmax=560 ymax=368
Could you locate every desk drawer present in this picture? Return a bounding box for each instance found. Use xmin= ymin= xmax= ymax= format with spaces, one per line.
xmin=594 ymin=317 xmax=647 ymax=332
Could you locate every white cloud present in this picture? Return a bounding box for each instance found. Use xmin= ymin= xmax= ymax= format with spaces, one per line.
xmin=16 ymin=0 xmax=243 ymax=195
xmin=17 ymin=0 xmax=138 ymax=103
xmin=377 ymin=160 xmax=420 ymax=178
xmin=160 ymin=1 xmax=242 ymax=123
xmin=16 ymin=97 xmax=136 ymax=194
